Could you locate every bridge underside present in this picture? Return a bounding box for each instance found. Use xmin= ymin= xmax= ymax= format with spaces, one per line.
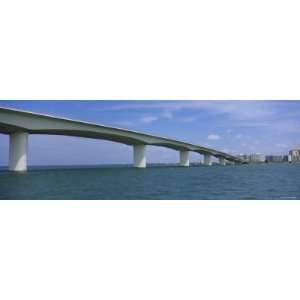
xmin=0 ymin=123 xmax=218 ymax=154
xmin=0 ymin=126 xmax=202 ymax=152
xmin=0 ymin=122 xmax=26 ymax=134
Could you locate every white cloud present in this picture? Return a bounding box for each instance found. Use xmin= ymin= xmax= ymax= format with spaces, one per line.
xmin=116 ymin=111 xmax=172 ymax=127
xmin=200 ymin=142 xmax=211 ymax=147
xmin=92 ymin=101 xmax=300 ymax=131
xmin=207 ymin=134 xmax=221 ymax=140
xmin=276 ymin=143 xmax=288 ymax=148
xmin=140 ymin=116 xmax=159 ymax=124
xmin=115 ymin=120 xmax=134 ymax=127
xmin=180 ymin=116 xmax=197 ymax=123
xmin=161 ymin=111 xmax=173 ymax=119
xmin=98 ymin=101 xmax=277 ymax=122
xmin=94 ymin=101 xmax=300 ymax=137
xmin=235 ymin=134 xmax=243 ymax=139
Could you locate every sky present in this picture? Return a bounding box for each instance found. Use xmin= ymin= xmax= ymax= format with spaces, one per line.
xmin=0 ymin=100 xmax=299 ymax=166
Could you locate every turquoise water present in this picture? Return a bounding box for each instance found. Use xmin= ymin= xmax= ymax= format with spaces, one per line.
xmin=0 ymin=164 xmax=299 ymax=200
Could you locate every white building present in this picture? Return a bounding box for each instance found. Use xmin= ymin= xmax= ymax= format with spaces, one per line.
xmin=237 ymin=153 xmax=265 ymax=163
xmin=289 ymin=149 xmax=300 ymax=163
xmin=248 ymin=153 xmax=265 ymax=163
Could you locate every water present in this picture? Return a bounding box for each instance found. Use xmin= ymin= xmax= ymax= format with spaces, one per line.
xmin=0 ymin=164 xmax=299 ymax=200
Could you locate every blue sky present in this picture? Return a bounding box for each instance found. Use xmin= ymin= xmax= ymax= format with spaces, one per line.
xmin=0 ymin=100 xmax=299 ymax=165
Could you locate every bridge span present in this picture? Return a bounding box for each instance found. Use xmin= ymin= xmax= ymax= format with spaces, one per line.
xmin=0 ymin=106 xmax=244 ymax=171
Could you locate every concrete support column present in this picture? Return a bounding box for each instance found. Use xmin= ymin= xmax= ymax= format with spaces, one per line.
xmin=9 ymin=132 xmax=28 ymax=172
xmin=179 ymin=150 xmax=189 ymax=167
xmin=203 ymin=154 xmax=212 ymax=166
xmin=133 ymin=145 xmax=146 ymax=168
xmin=219 ymin=157 xmax=226 ymax=165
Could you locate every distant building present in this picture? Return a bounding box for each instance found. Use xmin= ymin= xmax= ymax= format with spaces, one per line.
xmin=265 ymin=155 xmax=288 ymax=163
xmin=249 ymin=153 xmax=265 ymax=163
xmin=289 ymin=149 xmax=300 ymax=163
xmin=237 ymin=153 xmax=265 ymax=163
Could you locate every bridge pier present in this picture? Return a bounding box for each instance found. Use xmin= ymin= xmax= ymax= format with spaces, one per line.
xmin=219 ymin=157 xmax=226 ymax=165
xmin=179 ymin=150 xmax=189 ymax=167
xmin=133 ymin=145 xmax=146 ymax=168
xmin=9 ymin=132 xmax=28 ymax=172
xmin=203 ymin=154 xmax=212 ymax=166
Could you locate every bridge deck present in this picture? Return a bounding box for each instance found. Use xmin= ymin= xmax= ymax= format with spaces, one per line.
xmin=0 ymin=106 xmax=243 ymax=163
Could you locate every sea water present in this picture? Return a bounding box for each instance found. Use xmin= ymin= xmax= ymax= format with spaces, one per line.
xmin=0 ymin=163 xmax=299 ymax=200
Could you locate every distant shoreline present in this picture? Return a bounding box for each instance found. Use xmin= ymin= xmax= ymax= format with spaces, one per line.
xmin=0 ymin=161 xmax=298 ymax=171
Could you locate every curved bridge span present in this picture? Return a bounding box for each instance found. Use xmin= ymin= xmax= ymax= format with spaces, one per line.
xmin=0 ymin=106 xmax=244 ymax=171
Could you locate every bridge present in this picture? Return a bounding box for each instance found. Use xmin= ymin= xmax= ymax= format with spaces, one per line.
xmin=0 ymin=106 xmax=244 ymax=172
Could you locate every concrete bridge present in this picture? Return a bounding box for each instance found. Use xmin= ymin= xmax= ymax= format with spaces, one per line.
xmin=0 ymin=106 xmax=244 ymax=172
